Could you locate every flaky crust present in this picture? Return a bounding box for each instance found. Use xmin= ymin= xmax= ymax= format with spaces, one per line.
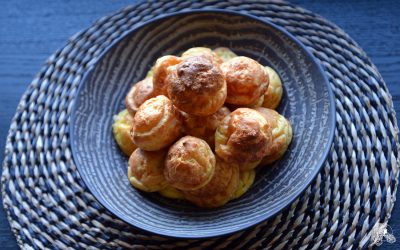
xmin=164 ymin=136 xmax=216 ymax=191
xmin=128 ymin=148 xmax=168 ymax=192
xmin=262 ymin=66 xmax=283 ymax=109
xmin=215 ymin=108 xmax=272 ymax=170
xmin=152 ymin=55 xmax=182 ymax=96
xmin=256 ymin=107 xmax=292 ymax=165
xmin=178 ymin=106 xmax=230 ymax=147
xmin=232 ymin=169 xmax=256 ymax=199
xmin=184 ymin=158 xmax=239 ymax=208
xmin=112 ymin=109 xmax=137 ymax=156
xmin=221 ymin=56 xmax=268 ymax=105
xmin=182 ymin=47 xmax=223 ymax=65
xmin=167 ymin=56 xmax=227 ymax=116
xmin=131 ymin=95 xmax=182 ymax=151
xmin=213 ymin=47 xmax=237 ymax=62
xmin=125 ymin=77 xmax=155 ymax=116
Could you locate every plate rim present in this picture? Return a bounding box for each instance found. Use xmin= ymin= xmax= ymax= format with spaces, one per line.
xmin=69 ymin=8 xmax=336 ymax=239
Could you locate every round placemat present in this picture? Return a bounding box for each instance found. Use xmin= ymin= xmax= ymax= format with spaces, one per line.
xmin=2 ymin=0 xmax=399 ymax=249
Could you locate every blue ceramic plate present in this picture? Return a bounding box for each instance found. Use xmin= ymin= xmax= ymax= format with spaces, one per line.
xmin=70 ymin=10 xmax=335 ymax=238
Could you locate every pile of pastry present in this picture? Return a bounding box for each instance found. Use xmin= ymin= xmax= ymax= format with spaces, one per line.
xmin=112 ymin=47 xmax=292 ymax=208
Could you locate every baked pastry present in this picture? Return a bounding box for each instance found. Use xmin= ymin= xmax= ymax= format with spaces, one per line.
xmin=128 ymin=148 xmax=168 ymax=192
xmin=182 ymin=47 xmax=223 ymax=65
xmin=131 ymin=95 xmax=182 ymax=151
xmin=256 ymin=107 xmax=292 ymax=165
xmin=213 ymin=47 xmax=237 ymax=62
xmin=167 ymin=56 xmax=227 ymax=116
xmin=262 ymin=66 xmax=283 ymax=109
xmin=232 ymin=169 xmax=256 ymax=199
xmin=184 ymin=158 xmax=239 ymax=208
xmin=112 ymin=109 xmax=137 ymax=156
xmin=178 ymin=106 xmax=230 ymax=147
xmin=164 ymin=136 xmax=216 ymax=191
xmin=221 ymin=56 xmax=268 ymax=105
xmin=152 ymin=55 xmax=182 ymax=96
xmin=158 ymin=186 xmax=185 ymax=200
xmin=125 ymin=77 xmax=155 ymax=116
xmin=248 ymin=95 xmax=264 ymax=108
xmin=215 ymin=108 xmax=272 ymax=170
xmin=227 ymin=94 xmax=264 ymax=111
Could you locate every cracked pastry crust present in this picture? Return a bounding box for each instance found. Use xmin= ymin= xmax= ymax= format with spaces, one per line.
xmin=164 ymin=136 xmax=216 ymax=191
xmin=262 ymin=66 xmax=283 ymax=109
xmin=221 ymin=56 xmax=269 ymax=105
xmin=181 ymin=47 xmax=223 ymax=65
xmin=128 ymin=148 xmax=168 ymax=192
xmin=125 ymin=77 xmax=155 ymax=116
xmin=131 ymin=95 xmax=182 ymax=151
xmin=167 ymin=56 xmax=227 ymax=116
xmin=112 ymin=109 xmax=137 ymax=156
xmin=232 ymin=169 xmax=256 ymax=199
xmin=256 ymin=107 xmax=292 ymax=165
xmin=215 ymin=108 xmax=272 ymax=171
xmin=184 ymin=158 xmax=239 ymax=208
xmin=152 ymin=55 xmax=182 ymax=97
xmin=177 ymin=106 xmax=230 ymax=148
xmin=213 ymin=47 xmax=237 ymax=62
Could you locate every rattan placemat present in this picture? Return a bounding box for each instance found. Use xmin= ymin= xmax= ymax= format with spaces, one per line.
xmin=2 ymin=1 xmax=399 ymax=249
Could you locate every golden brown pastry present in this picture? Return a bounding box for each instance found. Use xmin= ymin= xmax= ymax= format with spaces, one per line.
xmin=164 ymin=136 xmax=216 ymax=191
xmin=256 ymin=107 xmax=292 ymax=165
xmin=128 ymin=148 xmax=168 ymax=192
xmin=213 ymin=47 xmax=237 ymax=62
xmin=215 ymin=108 xmax=272 ymax=171
xmin=167 ymin=56 xmax=227 ymax=116
xmin=125 ymin=77 xmax=155 ymax=116
xmin=248 ymin=95 xmax=265 ymax=108
xmin=112 ymin=109 xmax=137 ymax=156
xmin=221 ymin=56 xmax=268 ymax=105
xmin=232 ymin=169 xmax=256 ymax=199
xmin=182 ymin=47 xmax=223 ymax=65
xmin=131 ymin=95 xmax=182 ymax=151
xmin=178 ymin=106 xmax=230 ymax=147
xmin=227 ymin=95 xmax=264 ymax=111
xmin=262 ymin=66 xmax=283 ymax=109
xmin=158 ymin=186 xmax=185 ymax=200
xmin=184 ymin=158 xmax=239 ymax=208
xmin=152 ymin=55 xmax=182 ymax=96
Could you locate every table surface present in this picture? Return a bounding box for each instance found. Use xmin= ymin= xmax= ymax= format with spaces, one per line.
xmin=0 ymin=0 xmax=399 ymax=249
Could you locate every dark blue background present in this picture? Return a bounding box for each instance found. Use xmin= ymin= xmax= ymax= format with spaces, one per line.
xmin=0 ymin=0 xmax=399 ymax=249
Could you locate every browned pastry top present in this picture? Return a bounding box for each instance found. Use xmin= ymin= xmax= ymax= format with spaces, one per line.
xmin=131 ymin=95 xmax=182 ymax=151
xmin=128 ymin=148 xmax=167 ymax=192
xmin=182 ymin=47 xmax=223 ymax=65
xmin=164 ymin=136 xmax=216 ymax=191
xmin=125 ymin=77 xmax=155 ymax=116
xmin=221 ymin=56 xmax=268 ymax=105
xmin=167 ymin=56 xmax=227 ymax=116
xmin=152 ymin=55 xmax=182 ymax=96
xmin=216 ymin=108 xmax=272 ymax=164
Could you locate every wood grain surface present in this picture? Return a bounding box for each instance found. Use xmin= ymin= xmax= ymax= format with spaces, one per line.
xmin=0 ymin=0 xmax=399 ymax=249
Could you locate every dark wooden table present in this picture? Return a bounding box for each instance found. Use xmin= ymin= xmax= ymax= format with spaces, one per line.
xmin=0 ymin=1 xmax=399 ymax=249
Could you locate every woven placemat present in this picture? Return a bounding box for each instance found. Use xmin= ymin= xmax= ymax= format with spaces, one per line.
xmin=2 ymin=0 xmax=399 ymax=249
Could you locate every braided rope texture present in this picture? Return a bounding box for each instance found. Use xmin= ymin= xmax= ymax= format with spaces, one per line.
xmin=1 ymin=0 xmax=399 ymax=249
